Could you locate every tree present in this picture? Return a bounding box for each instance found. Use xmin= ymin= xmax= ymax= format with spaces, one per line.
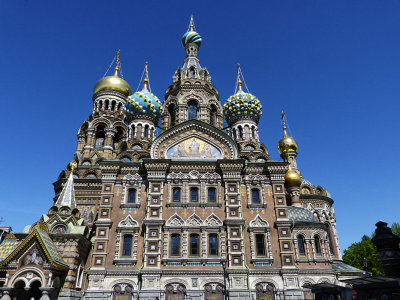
xmin=391 ymin=222 xmax=400 ymax=237
xmin=342 ymin=235 xmax=384 ymax=276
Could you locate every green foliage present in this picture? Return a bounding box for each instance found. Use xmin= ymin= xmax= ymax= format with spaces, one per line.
xmin=391 ymin=222 xmax=400 ymax=237
xmin=343 ymin=235 xmax=384 ymax=276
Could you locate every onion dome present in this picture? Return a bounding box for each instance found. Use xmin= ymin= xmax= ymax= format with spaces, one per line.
xmin=93 ymin=51 xmax=132 ymax=96
xmin=182 ymin=15 xmax=202 ymax=48
xmin=284 ymin=167 xmax=302 ymax=188
xmin=278 ymin=125 xmax=298 ymax=154
xmin=125 ymin=63 xmax=162 ymax=121
xmin=223 ymin=64 xmax=262 ymax=125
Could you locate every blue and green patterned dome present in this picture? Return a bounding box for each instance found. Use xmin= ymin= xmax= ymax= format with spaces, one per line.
xmin=125 ymin=86 xmax=162 ymax=121
xmin=182 ymin=31 xmax=202 ymax=48
xmin=223 ymin=88 xmax=262 ymax=125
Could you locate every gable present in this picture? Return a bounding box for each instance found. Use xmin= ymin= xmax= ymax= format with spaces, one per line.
xmin=151 ymin=120 xmax=238 ymax=160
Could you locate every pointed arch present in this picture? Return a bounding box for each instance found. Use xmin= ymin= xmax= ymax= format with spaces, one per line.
xmin=204 ymin=213 xmax=223 ymax=227
xmin=166 ymin=214 xmax=185 ymax=227
xmin=186 ymin=213 xmax=203 ymax=227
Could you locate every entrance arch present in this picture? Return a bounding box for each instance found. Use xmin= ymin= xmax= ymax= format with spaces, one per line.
xmin=165 ymin=283 xmax=186 ymax=300
xmin=255 ymin=282 xmax=275 ymax=300
xmin=27 ymin=280 xmax=42 ymax=300
xmin=13 ymin=280 xmax=27 ymax=300
xmin=204 ymin=283 xmax=225 ymax=300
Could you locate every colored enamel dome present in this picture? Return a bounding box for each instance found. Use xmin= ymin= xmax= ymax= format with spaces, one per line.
xmin=182 ymin=31 xmax=202 ymax=48
xmin=125 ymin=86 xmax=162 ymax=121
xmin=93 ymin=73 xmax=132 ymax=96
xmin=278 ymin=127 xmax=298 ymax=154
xmin=223 ymin=89 xmax=262 ymax=125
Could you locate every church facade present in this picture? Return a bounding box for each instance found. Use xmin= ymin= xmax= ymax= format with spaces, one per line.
xmin=0 ymin=18 xmax=362 ymax=300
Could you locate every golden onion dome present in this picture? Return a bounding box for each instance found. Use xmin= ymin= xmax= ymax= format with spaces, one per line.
xmin=93 ymin=68 xmax=132 ymax=96
xmin=278 ymin=125 xmax=298 ymax=154
xmin=284 ymin=167 xmax=302 ymax=188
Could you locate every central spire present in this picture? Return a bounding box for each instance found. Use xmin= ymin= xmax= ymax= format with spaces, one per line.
xmin=182 ymin=15 xmax=202 ymax=56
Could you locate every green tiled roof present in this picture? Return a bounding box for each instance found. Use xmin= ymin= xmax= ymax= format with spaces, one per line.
xmin=287 ymin=206 xmax=318 ymax=222
xmin=36 ymin=229 xmax=68 ymax=268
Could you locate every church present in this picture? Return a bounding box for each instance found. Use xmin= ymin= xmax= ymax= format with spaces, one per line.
xmin=0 ymin=17 xmax=362 ymax=300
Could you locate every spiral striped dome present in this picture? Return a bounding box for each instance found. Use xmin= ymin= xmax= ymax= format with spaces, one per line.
xmin=182 ymin=31 xmax=202 ymax=48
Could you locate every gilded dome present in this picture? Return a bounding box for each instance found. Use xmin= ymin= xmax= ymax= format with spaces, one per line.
xmin=93 ymin=69 xmax=132 ymax=96
xmin=278 ymin=126 xmax=298 ymax=154
xmin=125 ymin=79 xmax=162 ymax=121
xmin=284 ymin=168 xmax=302 ymax=188
xmin=223 ymin=82 xmax=262 ymax=125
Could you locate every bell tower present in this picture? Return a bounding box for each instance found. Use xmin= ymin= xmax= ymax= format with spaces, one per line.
xmin=161 ymin=16 xmax=223 ymax=131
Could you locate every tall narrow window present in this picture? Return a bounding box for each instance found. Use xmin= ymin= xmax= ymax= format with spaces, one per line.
xmin=255 ymin=234 xmax=266 ymax=256
xmin=128 ymin=189 xmax=136 ymax=203
xmin=315 ymin=236 xmax=322 ymax=254
xmin=95 ymin=125 xmax=105 ymax=149
xmin=209 ymin=234 xmax=218 ymax=256
xmin=188 ymin=102 xmax=198 ymax=120
xmin=298 ymin=235 xmax=306 ymax=255
xmin=144 ymin=125 xmax=149 ymax=138
xmin=170 ymin=234 xmax=180 ymax=256
xmin=190 ymin=187 xmax=198 ymax=202
xmin=190 ymin=234 xmax=199 ymax=256
xmin=208 ymin=187 xmax=216 ymax=202
xmin=238 ymin=126 xmax=243 ymax=139
xmin=122 ymin=235 xmax=132 ymax=256
xmin=173 ymin=187 xmax=181 ymax=203
xmin=232 ymin=128 xmax=237 ymax=139
xmin=210 ymin=106 xmax=217 ymax=126
xmin=251 ymin=188 xmax=260 ymax=204
xmin=251 ymin=126 xmax=256 ymax=139
xmin=168 ymin=105 xmax=176 ymax=127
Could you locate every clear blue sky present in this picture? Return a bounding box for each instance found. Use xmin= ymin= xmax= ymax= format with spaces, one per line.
xmin=1 ymin=0 xmax=399 ymax=252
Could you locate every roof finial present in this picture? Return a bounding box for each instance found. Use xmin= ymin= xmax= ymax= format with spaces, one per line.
xmin=237 ymin=63 xmax=243 ymax=92
xmin=114 ymin=49 xmax=121 ymax=76
xmin=143 ymin=61 xmax=149 ymax=90
xmin=281 ymin=110 xmax=288 ymax=136
xmin=189 ymin=14 xmax=195 ymax=31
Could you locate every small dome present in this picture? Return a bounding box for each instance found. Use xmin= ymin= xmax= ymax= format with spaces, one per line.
xmin=125 ymin=84 xmax=162 ymax=121
xmin=223 ymin=89 xmax=262 ymax=125
xmin=278 ymin=126 xmax=298 ymax=154
xmin=284 ymin=168 xmax=302 ymax=188
xmin=93 ymin=72 xmax=132 ymax=96
xmin=182 ymin=30 xmax=202 ymax=48
xmin=287 ymin=206 xmax=318 ymax=222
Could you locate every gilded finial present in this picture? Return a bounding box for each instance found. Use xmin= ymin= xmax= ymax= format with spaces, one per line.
xmin=69 ymin=161 xmax=77 ymax=174
xmin=189 ymin=14 xmax=194 ymax=31
xmin=281 ymin=110 xmax=288 ymax=136
xmin=114 ymin=49 xmax=121 ymax=76
xmin=143 ymin=62 xmax=149 ymax=90
xmin=237 ymin=63 xmax=243 ymax=92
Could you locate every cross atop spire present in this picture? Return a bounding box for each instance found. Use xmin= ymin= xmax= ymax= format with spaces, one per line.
xmin=237 ymin=63 xmax=243 ymax=92
xmin=281 ymin=110 xmax=288 ymax=135
xmin=114 ymin=49 xmax=121 ymax=76
xmin=55 ymin=161 xmax=77 ymax=208
xmin=188 ymin=14 xmax=195 ymax=32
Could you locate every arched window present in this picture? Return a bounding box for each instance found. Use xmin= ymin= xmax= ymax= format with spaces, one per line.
xmin=122 ymin=235 xmax=132 ymax=256
xmin=232 ymin=128 xmax=237 ymax=139
xmin=85 ymin=174 xmax=96 ymax=179
xmin=113 ymin=127 xmax=124 ymax=150
xmin=298 ymin=235 xmax=306 ymax=255
xmin=121 ymin=156 xmax=131 ymax=162
xmin=95 ymin=125 xmax=105 ymax=149
xmin=170 ymin=234 xmax=180 ymax=256
xmin=251 ymin=188 xmax=260 ymax=204
xmin=238 ymin=126 xmax=243 ymax=139
xmin=127 ymin=189 xmax=136 ymax=203
xmin=190 ymin=234 xmax=200 ymax=256
xmin=208 ymin=187 xmax=216 ymax=202
xmin=168 ymin=104 xmax=176 ymax=127
xmin=210 ymin=105 xmax=217 ymax=126
xmin=255 ymin=234 xmax=266 ymax=256
xmin=209 ymin=234 xmax=218 ymax=256
xmin=188 ymin=101 xmax=198 ymax=120
xmin=144 ymin=125 xmax=149 ymax=138
xmin=190 ymin=187 xmax=199 ymax=202
xmin=251 ymin=126 xmax=256 ymax=139
xmin=326 ymin=223 xmax=335 ymax=255
xmin=131 ymin=124 xmax=136 ymax=138
xmin=173 ymin=187 xmax=181 ymax=202
xmin=190 ymin=67 xmax=196 ymax=79
xmin=315 ymin=236 xmax=322 ymax=254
